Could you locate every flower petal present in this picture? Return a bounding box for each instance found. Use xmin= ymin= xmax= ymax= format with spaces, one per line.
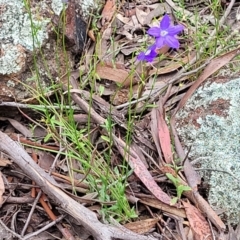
xmin=160 ymin=14 xmax=170 ymax=30
xmin=137 ymin=45 xmax=157 ymax=62
xmin=148 ymin=44 xmax=157 ymax=51
xmin=147 ymin=27 xmax=160 ymax=37
xmin=145 ymin=51 xmax=157 ymax=62
xmin=167 ymin=25 xmax=184 ymax=36
xmin=137 ymin=52 xmax=147 ymax=61
xmin=155 ymin=37 xmax=164 ymax=49
xmin=164 ymin=35 xmax=180 ymax=49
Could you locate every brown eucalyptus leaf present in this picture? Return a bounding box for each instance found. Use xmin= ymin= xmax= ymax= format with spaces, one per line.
xmin=114 ymin=136 xmax=172 ymax=205
xmin=124 ymin=218 xmax=159 ymax=234
xmin=183 ymin=201 xmax=212 ymax=240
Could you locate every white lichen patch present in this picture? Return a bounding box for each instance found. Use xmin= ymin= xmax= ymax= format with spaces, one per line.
xmin=51 ymin=0 xmax=64 ymax=15
xmin=0 ymin=44 xmax=26 ymax=75
xmin=0 ymin=0 xmax=50 ymax=75
xmin=176 ymin=77 xmax=240 ymax=224
xmin=52 ymin=0 xmax=98 ymax=18
xmin=0 ymin=0 xmax=49 ymax=50
xmin=78 ymin=0 xmax=99 ymax=18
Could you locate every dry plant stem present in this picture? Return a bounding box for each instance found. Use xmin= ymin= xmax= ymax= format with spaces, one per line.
xmin=0 ymin=131 xmax=156 ymax=240
xmin=22 ymin=215 xmax=65 ymax=240
xmin=3 ymin=196 xmax=35 ymax=204
xmin=208 ymin=218 xmax=216 ymax=240
xmin=115 ymin=60 xmax=210 ymax=110
xmin=49 ymin=171 xmax=89 ymax=189
xmin=0 ymin=101 xmax=80 ymax=110
xmin=16 ymin=103 xmax=47 ymax=131
xmin=37 ymin=190 xmax=75 ymax=240
xmin=38 ymin=191 xmax=57 ymax=221
xmin=21 ymin=190 xmax=42 ymax=236
xmin=62 ymin=85 xmax=105 ymax=125
xmin=31 ymin=152 xmax=37 ymax=198
xmin=10 ymin=134 xmax=59 ymax=151
xmin=173 ymin=217 xmax=186 ymax=240
xmin=49 ymin=147 xmax=66 ymax=175
xmin=56 ymin=223 xmax=75 ymax=240
xmin=139 ymin=146 xmax=162 ymax=172
xmin=1 ymin=177 xmax=20 ymax=206
xmin=159 ymin=217 xmax=177 ymax=240
xmin=11 ymin=208 xmax=21 ymax=232
xmin=145 ymin=205 xmax=164 ymax=235
xmin=0 ymin=218 xmax=23 ymax=240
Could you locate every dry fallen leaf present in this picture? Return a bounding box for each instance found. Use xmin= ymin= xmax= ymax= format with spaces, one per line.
xmin=140 ymin=196 xmax=186 ymax=218
xmin=154 ymin=89 xmax=173 ymax=165
xmin=143 ymin=3 xmax=171 ymax=25
xmin=183 ymin=201 xmax=212 ymax=240
xmin=111 ymin=89 xmax=129 ymax=105
xmin=124 ymin=218 xmax=159 ymax=234
xmin=157 ymin=107 xmax=173 ymax=164
xmin=38 ymin=152 xmax=55 ymax=170
xmin=0 ymin=117 xmax=33 ymax=137
xmin=116 ymin=13 xmax=131 ymax=24
xmin=88 ymin=29 xmax=95 ymax=42
xmin=95 ymin=27 xmax=112 ymax=60
xmin=101 ymin=0 xmax=116 ymax=25
xmin=114 ymin=136 xmax=172 ymax=205
xmin=0 ymin=158 xmax=11 ymax=167
xmin=150 ymin=54 xmax=193 ymax=76
xmin=96 ymin=63 xmax=137 ymax=87
xmin=150 ymin=108 xmax=163 ymax=162
xmin=135 ymin=7 xmax=149 ymax=26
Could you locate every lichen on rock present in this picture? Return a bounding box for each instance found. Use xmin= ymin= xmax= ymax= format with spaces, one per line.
xmin=176 ymin=77 xmax=240 ymax=224
xmin=0 ymin=0 xmax=95 ymax=101
xmin=0 ymin=0 xmax=50 ymax=75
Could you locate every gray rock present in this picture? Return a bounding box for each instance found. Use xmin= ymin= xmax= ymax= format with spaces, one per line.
xmin=176 ymin=77 xmax=240 ymax=225
xmin=0 ymin=0 xmax=98 ymax=101
xmin=0 ymin=0 xmax=49 ymax=75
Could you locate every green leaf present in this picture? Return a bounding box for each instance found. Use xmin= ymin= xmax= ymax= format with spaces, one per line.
xmin=145 ymin=104 xmax=158 ymax=108
xmin=176 ymin=185 xmax=191 ymax=199
xmin=101 ymin=135 xmax=110 ymax=143
xmin=44 ymin=133 xmax=52 ymax=143
xmin=170 ymin=197 xmax=178 ymax=205
xmin=166 ymin=173 xmax=181 ymax=186
xmin=98 ymin=85 xmax=105 ymax=96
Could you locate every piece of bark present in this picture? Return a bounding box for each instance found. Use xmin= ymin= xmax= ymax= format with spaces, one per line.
xmin=0 ymin=131 xmax=156 ymax=240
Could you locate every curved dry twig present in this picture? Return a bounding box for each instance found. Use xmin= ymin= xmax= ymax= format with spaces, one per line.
xmin=0 ymin=131 xmax=156 ymax=240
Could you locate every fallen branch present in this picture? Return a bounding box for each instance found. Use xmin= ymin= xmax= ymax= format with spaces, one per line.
xmin=0 ymin=131 xmax=156 ymax=240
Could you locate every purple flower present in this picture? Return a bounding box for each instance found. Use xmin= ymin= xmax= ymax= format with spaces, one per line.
xmin=147 ymin=14 xmax=184 ymax=49
xmin=137 ymin=44 xmax=157 ymax=62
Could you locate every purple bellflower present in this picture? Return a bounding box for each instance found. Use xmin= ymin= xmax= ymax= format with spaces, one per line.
xmin=137 ymin=44 xmax=157 ymax=62
xmin=147 ymin=14 xmax=184 ymax=49
xmin=137 ymin=14 xmax=184 ymax=62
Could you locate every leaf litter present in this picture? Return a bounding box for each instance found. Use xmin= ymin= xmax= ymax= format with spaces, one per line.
xmin=0 ymin=0 xmax=240 ymax=239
